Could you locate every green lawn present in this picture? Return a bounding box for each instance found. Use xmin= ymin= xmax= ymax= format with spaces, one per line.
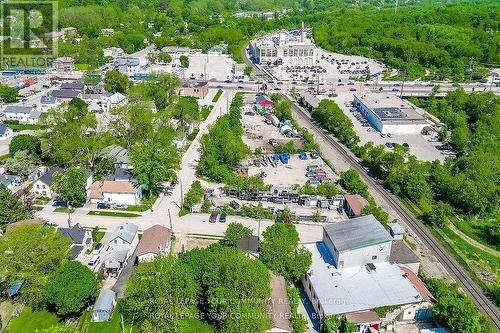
xmin=3 ymin=123 xmax=41 ymax=131
xmin=5 ymin=307 xmax=60 ymax=333
xmin=54 ymin=207 xmax=75 ymax=213
xmin=88 ymin=211 xmax=140 ymax=217
xmin=200 ymin=106 xmax=212 ymax=120
xmin=212 ymin=89 xmax=223 ymax=103
xmin=92 ymin=231 xmax=105 ymax=243
xmin=122 ymin=196 xmax=157 ymax=212
xmin=75 ymin=63 xmax=91 ymax=70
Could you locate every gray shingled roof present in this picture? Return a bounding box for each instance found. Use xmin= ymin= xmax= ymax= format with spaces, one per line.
xmin=58 ymin=224 xmax=87 ymax=244
xmin=38 ymin=166 xmax=64 ymax=186
xmin=5 ymin=106 xmax=33 ymax=114
xmin=323 ymin=215 xmax=392 ymax=252
xmin=110 ymin=221 xmax=138 ymax=245
xmin=51 ymin=90 xmax=80 ymax=99
xmin=0 ymin=124 xmax=8 ymax=136
xmin=94 ymin=289 xmax=115 ymax=312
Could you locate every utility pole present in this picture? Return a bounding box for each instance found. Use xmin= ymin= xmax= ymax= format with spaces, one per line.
xmin=180 ymin=180 xmax=184 ymax=209
xmin=399 ymin=70 xmax=406 ymax=98
xmin=468 ymin=57 xmax=476 ymax=81
xmin=395 ymin=0 xmax=399 ymax=14
xmin=168 ymin=209 xmax=173 ymax=232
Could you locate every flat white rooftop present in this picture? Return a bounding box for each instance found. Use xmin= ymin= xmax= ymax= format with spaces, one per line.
xmin=354 ymin=93 xmax=427 ymax=124
xmin=305 ymin=242 xmax=425 ymax=315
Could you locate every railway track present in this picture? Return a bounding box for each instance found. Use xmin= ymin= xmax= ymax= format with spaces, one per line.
xmin=242 ymin=49 xmax=500 ymax=328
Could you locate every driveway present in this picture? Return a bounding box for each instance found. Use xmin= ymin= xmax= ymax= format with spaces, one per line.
xmin=111 ymin=249 xmax=137 ymax=298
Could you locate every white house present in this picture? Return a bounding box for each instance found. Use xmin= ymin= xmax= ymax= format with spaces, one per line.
xmin=4 ymin=106 xmax=41 ymax=124
xmin=52 ymin=57 xmax=75 ymax=72
xmin=103 ymin=47 xmax=124 ymax=59
xmin=40 ymin=95 xmax=62 ymax=112
xmin=111 ymin=57 xmax=140 ymax=75
xmin=102 ymin=92 xmax=128 ymax=112
xmin=0 ymin=124 xmax=13 ymax=140
xmin=104 ymin=222 xmax=139 ymax=276
xmin=89 ymin=180 xmax=142 ymax=206
xmin=32 ymin=167 xmax=93 ymax=199
xmin=136 ymin=225 xmax=172 ymax=263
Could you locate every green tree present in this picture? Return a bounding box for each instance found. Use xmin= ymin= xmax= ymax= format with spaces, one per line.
xmin=9 ymin=134 xmax=41 ymax=157
xmin=243 ymin=66 xmax=252 ymax=77
xmin=339 ymin=169 xmax=369 ymax=198
xmin=179 ymin=55 xmax=189 ymax=68
xmin=158 ymin=52 xmax=172 ymax=63
xmin=222 ymin=222 xmax=252 ymax=247
xmin=122 ymin=256 xmax=199 ymax=332
xmin=259 ymin=223 xmax=312 ymax=282
xmin=109 ymin=103 xmax=154 ymax=149
xmin=52 ymin=167 xmax=88 ymax=207
xmin=130 ymin=136 xmax=180 ymax=197
xmin=5 ymin=150 xmax=39 ymax=178
xmin=0 ymin=83 xmax=19 ymax=103
xmin=0 ymin=184 xmax=28 ymax=229
xmin=104 ymin=70 xmax=130 ymax=94
xmin=44 ymin=261 xmax=98 ymax=317
xmin=171 ymin=96 xmax=200 ymax=130
xmin=0 ymin=225 xmax=70 ymax=305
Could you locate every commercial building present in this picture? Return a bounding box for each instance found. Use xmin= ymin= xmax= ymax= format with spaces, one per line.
xmin=302 ymin=215 xmax=432 ymax=331
xmin=178 ymin=80 xmax=209 ymax=99
xmin=353 ymin=93 xmax=428 ymax=134
xmin=52 ymin=57 xmax=75 ymax=72
xmin=249 ymin=25 xmax=317 ymax=66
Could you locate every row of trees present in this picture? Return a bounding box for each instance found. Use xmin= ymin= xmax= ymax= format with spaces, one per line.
xmin=197 ymin=93 xmax=250 ymax=183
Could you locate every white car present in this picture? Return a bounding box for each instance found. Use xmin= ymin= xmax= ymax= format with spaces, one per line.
xmin=88 ymin=255 xmax=100 ymax=268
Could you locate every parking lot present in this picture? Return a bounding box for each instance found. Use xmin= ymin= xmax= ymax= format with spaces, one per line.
xmin=269 ymin=48 xmax=385 ymax=83
xmin=151 ymin=53 xmax=236 ymax=81
xmin=246 ymin=154 xmax=337 ymax=187
xmin=332 ymin=92 xmax=447 ymax=162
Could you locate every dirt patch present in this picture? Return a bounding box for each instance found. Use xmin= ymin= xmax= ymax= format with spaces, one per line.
xmin=172 ymin=235 xmax=219 ymax=254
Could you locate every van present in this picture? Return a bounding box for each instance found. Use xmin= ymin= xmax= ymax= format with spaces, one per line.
xmin=88 ymin=255 xmax=100 ymax=268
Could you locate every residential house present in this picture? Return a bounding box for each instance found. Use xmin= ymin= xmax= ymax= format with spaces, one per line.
xmin=92 ymin=289 xmax=116 ymax=322
xmin=267 ymin=274 xmax=292 ymax=333
xmin=101 ymin=145 xmax=130 ymax=169
xmin=60 ymin=81 xmax=85 ymax=92
xmin=52 ymin=57 xmax=75 ymax=72
xmin=136 ymin=225 xmax=172 ymax=263
xmin=58 ymin=223 xmax=93 ymax=260
xmin=102 ymin=92 xmax=128 ymax=112
xmin=31 ymin=166 xmax=64 ymax=198
xmin=0 ymin=123 xmax=13 ymax=139
xmin=108 ymin=221 xmax=139 ymax=248
xmin=343 ymin=193 xmax=369 ymax=218
xmin=113 ymin=168 xmax=135 ymax=182
xmin=111 ymin=57 xmax=140 ymax=75
xmin=104 ymin=222 xmax=138 ymax=275
xmin=178 ymin=80 xmax=209 ymax=99
xmin=40 ymin=95 xmax=62 ymax=112
xmin=0 ymin=174 xmax=21 ymax=190
xmin=31 ymin=167 xmax=92 ymax=199
xmin=300 ymin=92 xmax=320 ymax=112
xmin=89 ymin=180 xmax=142 ymax=206
xmin=103 ymin=47 xmax=125 ymax=59
xmin=4 ymin=106 xmax=40 ymax=124
xmin=50 ymin=89 xmax=81 ymax=100
xmin=302 ymin=215 xmax=433 ymax=331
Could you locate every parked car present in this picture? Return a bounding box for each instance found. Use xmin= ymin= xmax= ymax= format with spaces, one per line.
xmin=310 ymin=151 xmax=319 ymax=159
xmin=402 ymin=143 xmax=410 ymax=148
xmin=52 ymin=199 xmax=67 ymax=207
xmin=97 ymin=202 xmax=110 ymax=209
xmin=114 ymin=203 xmax=128 ymax=209
xmin=209 ymin=212 xmax=218 ymax=223
xmin=93 ymin=243 xmax=103 ymax=254
xmin=88 ymin=255 xmax=100 ymax=268
xmin=229 ymin=201 xmax=241 ymax=210
xmin=219 ymin=215 xmax=227 ymax=223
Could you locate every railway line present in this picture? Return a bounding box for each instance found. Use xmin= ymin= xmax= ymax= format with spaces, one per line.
xmin=243 ymin=48 xmax=500 ymax=329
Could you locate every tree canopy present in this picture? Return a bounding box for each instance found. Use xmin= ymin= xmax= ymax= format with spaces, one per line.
xmin=0 ymin=184 xmax=29 ymax=229
xmin=259 ymin=223 xmax=311 ymax=282
xmin=0 ymin=225 xmax=70 ymax=305
xmin=222 ymin=222 xmax=252 ymax=247
xmin=44 ymin=261 xmax=99 ymax=317
xmin=52 ymin=167 xmax=89 ymax=207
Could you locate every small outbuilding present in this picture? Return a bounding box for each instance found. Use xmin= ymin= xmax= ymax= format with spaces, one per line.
xmin=343 ymin=193 xmax=369 ymax=218
xmin=92 ymin=289 xmax=116 ymax=322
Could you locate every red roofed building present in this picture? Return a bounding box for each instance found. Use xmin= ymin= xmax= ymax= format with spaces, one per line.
xmin=344 ymin=193 xmax=369 ymax=218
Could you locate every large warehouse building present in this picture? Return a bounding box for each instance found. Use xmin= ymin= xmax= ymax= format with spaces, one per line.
xmin=249 ymin=24 xmax=317 ymax=66
xmin=353 ymin=93 xmax=428 ymax=134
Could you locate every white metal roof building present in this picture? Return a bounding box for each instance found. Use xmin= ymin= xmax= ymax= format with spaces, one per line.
xmin=353 ymin=93 xmax=428 ymax=134
xmin=92 ymin=289 xmax=116 ymax=322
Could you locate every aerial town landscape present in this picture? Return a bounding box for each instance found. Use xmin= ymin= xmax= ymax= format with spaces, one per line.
xmin=0 ymin=1 xmax=498 ymax=333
